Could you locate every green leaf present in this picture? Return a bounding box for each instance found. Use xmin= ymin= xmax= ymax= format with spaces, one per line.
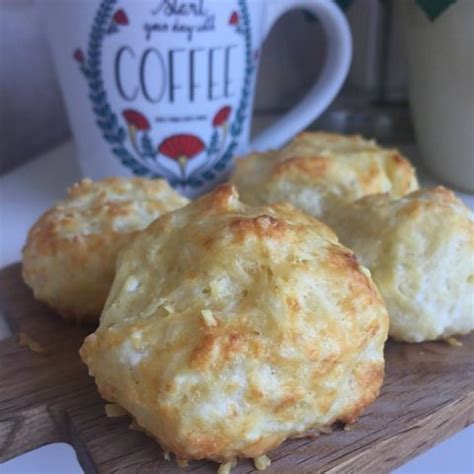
xmin=335 ymin=0 xmax=356 ymax=10
xmin=141 ymin=133 xmax=156 ymax=159
xmin=415 ymin=0 xmax=457 ymax=20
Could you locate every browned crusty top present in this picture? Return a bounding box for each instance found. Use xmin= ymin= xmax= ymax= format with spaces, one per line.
xmin=231 ymin=131 xmax=419 ymax=218
xmin=81 ymin=184 xmax=388 ymax=464
xmin=22 ymin=177 xmax=189 ymax=321
xmin=326 ymin=186 xmax=474 ymax=342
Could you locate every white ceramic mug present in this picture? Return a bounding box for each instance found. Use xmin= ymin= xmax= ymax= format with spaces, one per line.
xmin=39 ymin=0 xmax=351 ymax=197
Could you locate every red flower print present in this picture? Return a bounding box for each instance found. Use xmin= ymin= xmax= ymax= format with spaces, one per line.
xmin=113 ymin=9 xmax=129 ymax=25
xmin=73 ymin=49 xmax=84 ymax=63
xmin=213 ymin=106 xmax=232 ymax=128
xmin=229 ymin=11 xmax=239 ymax=25
xmin=159 ymin=134 xmax=205 ymax=178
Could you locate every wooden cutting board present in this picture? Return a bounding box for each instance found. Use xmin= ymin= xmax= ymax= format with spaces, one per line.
xmin=0 ymin=263 xmax=473 ymax=473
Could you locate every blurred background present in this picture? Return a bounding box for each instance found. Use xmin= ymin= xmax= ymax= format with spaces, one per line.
xmin=0 ymin=0 xmax=410 ymax=174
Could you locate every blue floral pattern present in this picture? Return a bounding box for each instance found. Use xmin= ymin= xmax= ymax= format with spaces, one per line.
xmin=77 ymin=0 xmax=253 ymax=189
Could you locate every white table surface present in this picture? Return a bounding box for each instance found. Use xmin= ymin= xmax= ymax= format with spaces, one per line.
xmin=0 ymin=142 xmax=473 ymax=473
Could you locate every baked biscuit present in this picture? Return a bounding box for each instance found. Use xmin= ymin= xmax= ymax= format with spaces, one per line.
xmin=22 ymin=177 xmax=188 ymax=323
xmin=327 ymin=187 xmax=474 ymax=342
xmin=231 ymin=132 xmax=418 ymax=219
xmin=80 ymin=184 xmax=388 ymax=468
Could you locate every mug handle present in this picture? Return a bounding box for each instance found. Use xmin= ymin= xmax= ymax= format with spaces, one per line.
xmin=250 ymin=0 xmax=352 ymax=151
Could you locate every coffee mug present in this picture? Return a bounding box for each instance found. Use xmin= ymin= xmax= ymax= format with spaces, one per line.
xmin=39 ymin=0 xmax=351 ymax=197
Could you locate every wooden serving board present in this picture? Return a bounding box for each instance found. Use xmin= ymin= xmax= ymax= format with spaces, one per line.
xmin=0 ymin=263 xmax=473 ymax=473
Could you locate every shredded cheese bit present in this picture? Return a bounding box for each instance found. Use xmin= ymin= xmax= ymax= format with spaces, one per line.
xmin=209 ymin=280 xmax=218 ymax=294
xmin=164 ymin=304 xmax=175 ymax=315
xmin=201 ymin=309 xmax=217 ymax=327
xmin=176 ymin=459 xmax=188 ymax=468
xmin=300 ymin=429 xmax=318 ymax=439
xmin=217 ymin=460 xmax=237 ymax=474
xmin=319 ymin=426 xmax=333 ymax=434
xmin=445 ymin=336 xmax=463 ymax=347
xmin=257 ymin=216 xmax=273 ymax=229
xmin=254 ymin=455 xmax=271 ymax=471
xmin=18 ymin=332 xmax=47 ymax=354
xmin=360 ymin=265 xmax=372 ymax=279
xmin=130 ymin=330 xmax=143 ymax=350
xmin=105 ymin=403 xmax=127 ymax=417
xmin=126 ymin=276 xmax=139 ymax=292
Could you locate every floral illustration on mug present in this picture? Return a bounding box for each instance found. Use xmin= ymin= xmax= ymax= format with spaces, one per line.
xmin=229 ymin=10 xmax=245 ymax=34
xmin=158 ymin=135 xmax=205 ymax=179
xmin=212 ymin=106 xmax=232 ymax=154
xmin=73 ymin=48 xmax=89 ymax=76
xmin=73 ymin=48 xmax=85 ymax=63
xmin=108 ymin=9 xmax=129 ymax=34
xmin=73 ymin=0 xmax=253 ymax=189
xmin=122 ymin=109 xmax=153 ymax=157
xmin=229 ymin=11 xmax=239 ymax=25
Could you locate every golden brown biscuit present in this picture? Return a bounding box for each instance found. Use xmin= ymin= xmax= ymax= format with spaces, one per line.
xmin=22 ymin=177 xmax=188 ymax=323
xmin=80 ymin=184 xmax=388 ymax=468
xmin=231 ymin=131 xmax=418 ymax=219
xmin=327 ymin=187 xmax=474 ymax=342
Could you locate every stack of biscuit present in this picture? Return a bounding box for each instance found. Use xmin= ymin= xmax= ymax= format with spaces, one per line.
xmin=22 ymin=132 xmax=474 ymax=473
xmin=231 ymin=132 xmax=419 ymax=219
xmin=231 ymin=132 xmax=474 ymax=344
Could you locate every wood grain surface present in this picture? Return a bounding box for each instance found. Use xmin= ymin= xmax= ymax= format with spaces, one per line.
xmin=0 ymin=263 xmax=473 ymax=473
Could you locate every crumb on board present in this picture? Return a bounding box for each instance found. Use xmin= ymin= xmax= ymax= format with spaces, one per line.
xmin=105 ymin=403 xmax=128 ymax=417
xmin=445 ymin=336 xmax=463 ymax=347
xmin=254 ymin=454 xmax=271 ymax=470
xmin=217 ymin=460 xmax=237 ymax=474
xmin=319 ymin=426 xmax=333 ymax=434
xmin=163 ymin=451 xmax=171 ymax=461
xmin=344 ymin=424 xmax=354 ymax=432
xmin=18 ymin=332 xmax=48 ymax=353
xmin=176 ymin=459 xmax=189 ymax=468
xmin=293 ymin=429 xmax=318 ymax=440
